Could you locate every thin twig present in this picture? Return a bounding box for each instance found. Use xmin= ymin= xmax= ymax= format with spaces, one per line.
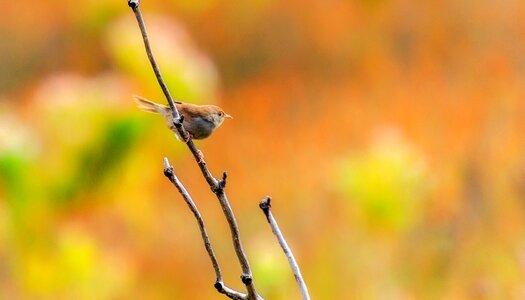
xmin=214 ymin=187 xmax=260 ymax=299
xmin=128 ymin=1 xmax=261 ymax=299
xmin=163 ymin=158 xmax=222 ymax=280
xmin=128 ymin=0 xmax=179 ymax=120
xmin=216 ymin=282 xmax=249 ymax=300
xmin=163 ymin=158 xmax=247 ymax=300
xmin=260 ymin=197 xmax=310 ymax=300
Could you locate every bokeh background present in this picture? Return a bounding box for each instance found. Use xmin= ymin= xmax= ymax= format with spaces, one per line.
xmin=1 ymin=0 xmax=525 ymax=299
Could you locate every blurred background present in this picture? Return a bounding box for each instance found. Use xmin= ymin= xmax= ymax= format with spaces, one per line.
xmin=1 ymin=0 xmax=525 ymax=299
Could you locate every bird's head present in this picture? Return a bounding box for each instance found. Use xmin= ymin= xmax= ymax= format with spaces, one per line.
xmin=206 ymin=105 xmax=233 ymax=128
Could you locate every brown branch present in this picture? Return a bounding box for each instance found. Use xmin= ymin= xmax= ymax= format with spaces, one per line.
xmin=213 ymin=181 xmax=261 ymax=299
xmin=128 ymin=1 xmax=261 ymax=299
xmin=163 ymin=158 xmax=247 ymax=300
xmin=162 ymin=159 xmax=221 ymax=280
xmin=260 ymin=197 xmax=310 ymax=300
xmin=215 ymin=282 xmax=249 ymax=300
xmin=128 ymin=0 xmax=180 ymax=120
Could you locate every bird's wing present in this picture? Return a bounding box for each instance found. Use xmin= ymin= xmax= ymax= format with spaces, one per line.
xmin=177 ymin=103 xmax=210 ymax=121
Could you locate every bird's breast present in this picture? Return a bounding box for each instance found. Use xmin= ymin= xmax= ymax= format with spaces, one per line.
xmin=183 ymin=116 xmax=215 ymax=139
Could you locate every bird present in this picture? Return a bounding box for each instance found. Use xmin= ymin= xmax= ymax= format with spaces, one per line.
xmin=133 ymin=95 xmax=232 ymax=140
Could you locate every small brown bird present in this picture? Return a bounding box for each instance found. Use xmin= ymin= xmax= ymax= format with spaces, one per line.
xmin=133 ymin=95 xmax=232 ymax=140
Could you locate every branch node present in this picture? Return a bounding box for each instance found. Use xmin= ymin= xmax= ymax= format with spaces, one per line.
xmin=163 ymin=165 xmax=174 ymax=179
xmin=211 ymin=185 xmax=221 ymax=195
xmin=174 ymin=115 xmax=184 ymax=128
xmin=218 ymin=171 xmax=228 ymax=189
xmin=214 ymin=281 xmax=224 ymax=292
xmin=240 ymin=274 xmax=253 ymax=285
xmin=259 ymin=196 xmax=272 ymax=213
xmin=211 ymin=172 xmax=227 ymax=195
xmin=127 ymin=0 xmax=139 ymax=8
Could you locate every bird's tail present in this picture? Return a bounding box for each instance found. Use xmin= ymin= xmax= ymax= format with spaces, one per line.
xmin=133 ymin=95 xmax=170 ymax=115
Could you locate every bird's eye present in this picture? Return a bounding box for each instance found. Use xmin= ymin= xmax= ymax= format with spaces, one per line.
xmin=218 ymin=112 xmax=224 ymax=117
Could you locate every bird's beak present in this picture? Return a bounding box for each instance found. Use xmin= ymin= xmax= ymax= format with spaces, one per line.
xmin=224 ymin=113 xmax=233 ymax=119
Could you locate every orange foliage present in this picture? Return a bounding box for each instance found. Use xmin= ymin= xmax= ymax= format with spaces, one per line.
xmin=1 ymin=0 xmax=525 ymax=298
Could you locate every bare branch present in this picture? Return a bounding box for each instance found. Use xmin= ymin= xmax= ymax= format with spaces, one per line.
xmin=260 ymin=197 xmax=310 ymax=300
xmin=214 ymin=190 xmax=261 ymax=299
xmin=163 ymin=158 xmax=247 ymax=300
xmin=129 ymin=1 xmax=180 ymax=121
xmin=215 ymin=281 xmax=249 ymax=300
xmin=163 ymin=158 xmax=221 ymax=280
xmin=128 ymin=0 xmax=262 ymax=299
xmin=128 ymin=3 xmax=262 ymax=299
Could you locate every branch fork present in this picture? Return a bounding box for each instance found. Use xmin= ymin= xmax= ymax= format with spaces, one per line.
xmin=129 ymin=1 xmax=309 ymax=299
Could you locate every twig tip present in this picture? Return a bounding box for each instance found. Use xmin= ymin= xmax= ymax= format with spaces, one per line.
xmin=163 ymin=157 xmax=175 ymax=178
xmin=163 ymin=157 xmax=171 ymax=168
xmin=127 ymin=0 xmax=140 ymax=8
xmin=259 ymin=196 xmax=272 ymax=210
xmin=214 ymin=281 xmax=223 ymax=292
xmin=219 ymin=171 xmax=228 ymax=189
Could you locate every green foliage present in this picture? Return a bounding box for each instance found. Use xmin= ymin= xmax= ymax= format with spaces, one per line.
xmin=0 ymin=153 xmax=29 ymax=202
xmin=252 ymin=243 xmax=291 ymax=299
xmin=336 ymin=131 xmax=428 ymax=235
xmin=52 ymin=117 xmax=145 ymax=205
